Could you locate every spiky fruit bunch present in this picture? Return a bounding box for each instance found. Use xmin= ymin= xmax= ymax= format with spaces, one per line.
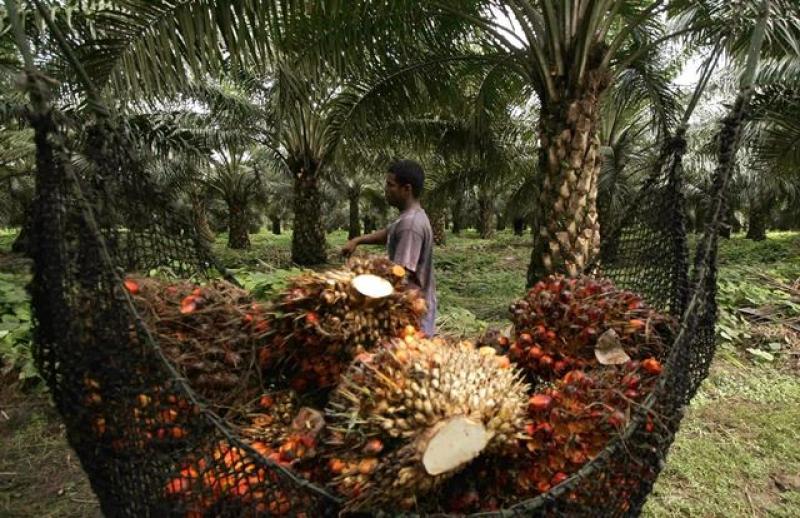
xmin=505 ymin=275 xmax=671 ymax=380
xmin=324 ymin=336 xmax=529 ymax=511
xmin=258 ymin=256 xmax=426 ymax=394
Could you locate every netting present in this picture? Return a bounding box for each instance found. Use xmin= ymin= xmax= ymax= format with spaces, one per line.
xmin=25 ymin=82 xmax=743 ymax=516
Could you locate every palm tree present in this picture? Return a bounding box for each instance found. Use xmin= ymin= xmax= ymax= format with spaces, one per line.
xmin=326 ymin=145 xmax=388 ymax=241
xmin=191 ymin=56 xmax=464 ymax=264
xmin=596 ymin=82 xmax=660 ymax=234
xmin=205 ymin=143 xmax=267 ymax=249
xmin=743 ymin=81 xmax=800 ymax=240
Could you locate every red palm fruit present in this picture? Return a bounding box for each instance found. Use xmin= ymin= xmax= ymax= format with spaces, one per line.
xmin=567 ymin=449 xmax=588 ymax=465
xmin=529 ymin=394 xmax=553 ymax=412
xmin=563 ymin=369 xmax=585 ymax=384
xmin=642 ymin=358 xmax=662 ymax=375
xmin=551 ymin=472 xmax=568 ymax=486
xmin=628 ymin=318 xmax=646 ymax=330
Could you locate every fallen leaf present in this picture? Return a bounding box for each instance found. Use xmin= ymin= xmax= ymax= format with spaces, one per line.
xmin=594 ymin=329 xmax=631 ymax=365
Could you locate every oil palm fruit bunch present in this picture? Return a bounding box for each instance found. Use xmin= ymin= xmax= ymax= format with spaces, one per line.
xmin=323 ymin=336 xmax=529 ymax=511
xmin=85 ymin=377 xmax=200 ymax=454
xmin=165 ymin=408 xmax=326 ymax=517
xmin=504 ymin=275 xmax=672 ymax=381
xmin=520 ymin=359 xmax=662 ymax=493
xmin=257 ymin=256 xmax=426 ymax=395
xmin=123 ymin=277 xmax=264 ymax=408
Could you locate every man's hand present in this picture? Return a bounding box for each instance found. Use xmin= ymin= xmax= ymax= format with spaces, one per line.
xmin=341 ymin=238 xmax=359 ymax=257
xmin=341 ymin=228 xmax=388 ymax=256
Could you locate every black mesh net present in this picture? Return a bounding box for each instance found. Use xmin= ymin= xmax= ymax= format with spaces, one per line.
xmin=26 ymin=84 xmax=742 ymax=516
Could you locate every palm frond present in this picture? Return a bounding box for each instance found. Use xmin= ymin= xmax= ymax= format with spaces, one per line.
xmin=64 ymin=0 xmax=295 ymax=98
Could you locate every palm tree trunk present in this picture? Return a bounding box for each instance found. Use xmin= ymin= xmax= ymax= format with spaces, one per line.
xmin=189 ymin=192 xmax=215 ymax=245
xmin=348 ymin=187 xmax=361 ymax=240
xmin=11 ymin=217 xmax=31 ymax=255
xmin=363 ymin=215 xmax=374 ymax=234
xmin=452 ymin=191 xmax=464 ymax=234
xmin=270 ymin=216 xmax=281 ymax=235
xmin=227 ymin=203 xmax=250 ymax=249
xmin=431 ymin=208 xmax=446 ymax=246
xmin=528 ymin=73 xmax=608 ymax=286
xmin=513 ymin=217 xmax=525 ymax=236
xmin=291 ymin=163 xmax=327 ymax=265
xmin=496 ymin=214 xmax=506 ymax=231
xmin=729 ymin=203 xmax=742 ymax=234
xmin=477 ymin=192 xmax=494 ymax=239
xmin=746 ymin=200 xmax=768 ymax=241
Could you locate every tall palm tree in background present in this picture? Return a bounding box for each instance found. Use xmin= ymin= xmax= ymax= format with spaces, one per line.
xmin=326 ymin=161 xmax=383 ymax=241
xmin=596 ymin=80 xmax=660 ymax=234
xmin=743 ymin=83 xmax=800 ymax=240
xmin=205 ymin=143 xmax=266 ymax=249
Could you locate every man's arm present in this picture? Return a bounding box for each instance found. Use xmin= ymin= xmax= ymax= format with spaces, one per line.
xmin=388 ymin=229 xmax=424 ymax=286
xmin=341 ymin=227 xmax=388 ymax=256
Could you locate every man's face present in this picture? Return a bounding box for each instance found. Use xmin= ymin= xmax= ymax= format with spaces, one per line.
xmin=384 ymin=173 xmax=410 ymax=208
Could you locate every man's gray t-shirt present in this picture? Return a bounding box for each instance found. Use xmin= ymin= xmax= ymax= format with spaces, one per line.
xmin=387 ymin=208 xmax=437 ymax=336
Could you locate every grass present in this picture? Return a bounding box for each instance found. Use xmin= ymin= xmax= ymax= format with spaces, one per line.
xmin=644 ymin=360 xmax=800 ymax=517
xmin=0 ymin=385 xmax=101 ymax=517
xmin=1 ymin=227 xmax=798 ymax=516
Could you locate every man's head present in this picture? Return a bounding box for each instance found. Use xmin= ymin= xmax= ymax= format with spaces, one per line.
xmin=385 ymin=159 xmax=424 ymax=209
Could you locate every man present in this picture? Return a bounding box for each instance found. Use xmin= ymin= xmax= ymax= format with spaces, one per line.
xmin=341 ymin=159 xmax=437 ymax=336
